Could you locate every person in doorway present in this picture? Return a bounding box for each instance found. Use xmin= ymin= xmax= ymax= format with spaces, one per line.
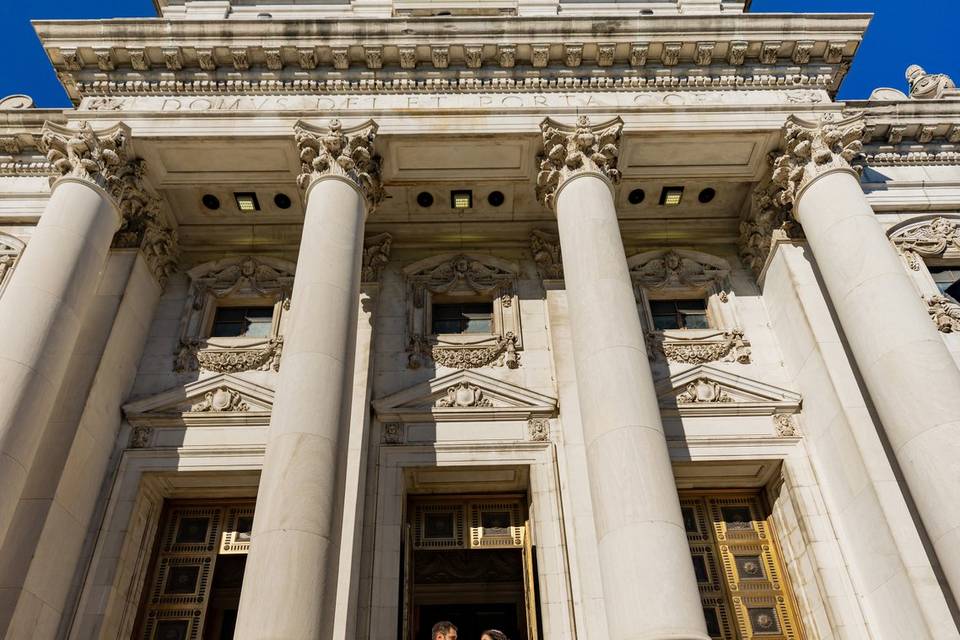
xmin=431 ymin=621 xmax=458 ymax=640
xmin=481 ymin=630 xmax=509 ymax=640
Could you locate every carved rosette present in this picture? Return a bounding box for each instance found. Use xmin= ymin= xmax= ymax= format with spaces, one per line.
xmin=174 ymin=337 xmax=284 ymax=374
xmin=362 ymin=233 xmax=393 ymax=283
xmin=770 ymin=114 xmax=865 ymax=207
xmin=926 ymin=295 xmax=960 ymax=333
xmin=530 ymin=230 xmax=563 ymax=280
xmin=889 ymin=217 xmax=960 ymax=270
xmin=191 ymin=387 xmax=250 ymax=412
xmin=536 ymin=115 xmax=623 ymax=209
xmin=294 ymin=119 xmax=384 ymax=211
xmin=739 ymin=182 xmax=803 ymax=278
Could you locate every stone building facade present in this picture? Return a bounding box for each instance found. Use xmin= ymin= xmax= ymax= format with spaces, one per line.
xmin=0 ymin=0 xmax=959 ymax=638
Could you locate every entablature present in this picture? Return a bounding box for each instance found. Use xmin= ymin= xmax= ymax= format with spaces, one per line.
xmin=35 ymin=13 xmax=867 ymax=103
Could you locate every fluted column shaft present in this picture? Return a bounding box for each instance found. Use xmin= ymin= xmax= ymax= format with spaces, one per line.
xmin=539 ymin=116 xmax=708 ymax=640
xmin=236 ymin=120 xmax=382 ymax=640
xmin=777 ymin=114 xmax=960 ymax=607
xmin=0 ymin=123 xmax=131 ymax=549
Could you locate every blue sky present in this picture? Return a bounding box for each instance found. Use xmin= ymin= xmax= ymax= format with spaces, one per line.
xmin=0 ymin=0 xmax=954 ymax=107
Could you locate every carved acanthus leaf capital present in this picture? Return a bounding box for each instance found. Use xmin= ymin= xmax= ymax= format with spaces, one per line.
xmin=39 ymin=120 xmax=131 ymax=196
xmin=536 ymin=115 xmax=623 ymax=209
xmin=294 ymin=119 xmax=384 ymax=211
xmin=770 ymin=113 xmax=865 ymax=206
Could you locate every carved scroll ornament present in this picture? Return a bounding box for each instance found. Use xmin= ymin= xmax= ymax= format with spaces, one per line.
xmin=174 ymin=337 xmax=283 ymax=374
xmin=630 ymin=249 xmax=730 ymax=292
xmin=889 ymin=217 xmax=960 ymax=270
xmin=192 ymin=257 xmax=294 ymax=308
xmin=530 ymin=230 xmax=563 ymax=280
xmin=536 ymin=115 xmax=623 ymax=209
xmin=739 ymin=183 xmax=803 ymax=279
xmin=409 ymin=333 xmax=519 ymax=370
xmin=294 ymin=118 xmax=384 ymax=210
xmin=770 ymin=113 xmax=865 ymax=206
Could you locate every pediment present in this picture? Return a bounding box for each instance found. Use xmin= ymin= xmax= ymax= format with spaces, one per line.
xmin=656 ymin=364 xmax=801 ymax=416
xmin=123 ymin=374 xmax=274 ymax=426
xmin=373 ymin=370 xmax=557 ymax=422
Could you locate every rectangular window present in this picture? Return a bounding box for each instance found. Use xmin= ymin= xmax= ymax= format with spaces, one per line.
xmin=650 ymin=299 xmax=709 ymax=330
xmin=929 ymin=266 xmax=960 ymax=302
xmin=431 ymin=302 xmax=493 ymax=334
xmin=210 ymin=306 xmax=274 ymax=338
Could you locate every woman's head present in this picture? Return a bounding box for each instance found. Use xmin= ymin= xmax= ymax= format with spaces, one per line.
xmin=480 ymin=631 xmax=508 ymax=640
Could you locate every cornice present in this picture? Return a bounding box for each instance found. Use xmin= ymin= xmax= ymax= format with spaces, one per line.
xmin=843 ymin=104 xmax=960 ymax=168
xmin=34 ymin=14 xmax=867 ymax=102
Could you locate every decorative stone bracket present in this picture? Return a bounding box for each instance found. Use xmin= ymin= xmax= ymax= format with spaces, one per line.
xmin=409 ymin=332 xmax=519 ymax=370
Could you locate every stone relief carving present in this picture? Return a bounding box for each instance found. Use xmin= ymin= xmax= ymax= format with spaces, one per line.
xmin=739 ymin=183 xmax=803 ymax=279
xmin=926 ymin=295 xmax=960 ymax=334
xmin=435 ymin=382 xmax=494 ymax=408
xmin=676 ymin=378 xmax=733 ymax=403
xmin=0 ymin=234 xmax=24 ymax=296
xmin=770 ymin=113 xmax=865 ymax=207
xmin=362 ymin=233 xmax=392 ymax=283
xmin=889 ymin=217 xmax=960 ymax=270
xmin=536 ymin=115 xmax=623 ymax=209
xmin=409 ymin=254 xmax=514 ymax=308
xmin=773 ymin=413 xmax=799 ymax=437
xmin=530 ymin=230 xmax=563 ymax=280
xmin=906 ymin=65 xmax=956 ymax=100
xmin=174 ymin=337 xmax=284 ymax=374
xmin=128 ymin=425 xmax=153 ymax=449
xmin=649 ymin=330 xmax=752 ymax=365
xmin=294 ymin=118 xmax=384 ymax=211
xmin=190 ymin=387 xmax=250 ymax=412
xmin=527 ymin=418 xmax=550 ymax=442
xmin=193 ymin=257 xmax=294 ymax=309
xmin=410 ymin=333 xmax=519 ymax=370
xmin=382 ymin=422 xmax=403 ymax=444
xmin=629 ymin=249 xmax=730 ymax=292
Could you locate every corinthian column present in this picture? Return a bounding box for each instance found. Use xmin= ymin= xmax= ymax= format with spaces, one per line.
xmin=772 ymin=113 xmax=960 ymax=606
xmin=0 ymin=122 xmax=132 ymax=549
xmin=537 ymin=116 xmax=708 ymax=640
xmin=236 ymin=119 xmax=383 ymax=639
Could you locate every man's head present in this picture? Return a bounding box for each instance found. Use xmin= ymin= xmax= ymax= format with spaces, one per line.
xmin=431 ymin=621 xmax=457 ymax=640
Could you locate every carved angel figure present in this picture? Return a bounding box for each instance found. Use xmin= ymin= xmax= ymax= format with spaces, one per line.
xmin=633 ymin=250 xmax=725 ymax=289
xmin=907 ymin=65 xmax=956 ymax=100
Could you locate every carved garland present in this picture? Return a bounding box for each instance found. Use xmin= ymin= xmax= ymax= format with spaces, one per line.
xmin=174 ymin=337 xmax=284 ymax=374
xmin=648 ymin=330 xmax=752 ymax=365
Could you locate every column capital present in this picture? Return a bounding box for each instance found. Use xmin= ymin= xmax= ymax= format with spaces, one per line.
xmin=294 ymin=118 xmax=384 ymax=211
xmin=536 ymin=115 xmax=623 ymax=209
xmin=770 ymin=113 xmax=865 ymax=206
xmin=738 ymin=182 xmax=803 ymax=279
xmin=111 ymin=168 xmax=179 ymax=288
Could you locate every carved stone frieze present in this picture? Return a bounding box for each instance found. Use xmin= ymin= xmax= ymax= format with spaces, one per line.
xmin=410 ymin=333 xmax=520 ymax=370
xmin=536 ymin=115 xmax=623 ymax=209
xmin=906 ymin=64 xmax=956 ymax=100
xmin=174 ymin=337 xmax=283 ymax=374
xmin=192 ymin=256 xmax=294 ymax=308
xmin=191 ymin=387 xmax=250 ymax=412
xmin=926 ymin=295 xmax=960 ymax=333
xmin=435 ymin=382 xmax=493 ymax=408
xmin=770 ymin=113 xmax=865 ymax=207
xmin=649 ymin=329 xmax=752 ymax=365
xmin=528 ymin=418 xmax=550 ymax=442
xmin=739 ymin=182 xmax=803 ymax=279
xmin=530 ymin=230 xmax=563 ymax=280
xmin=629 ymin=249 xmax=729 ymax=291
xmin=676 ymin=378 xmax=733 ymax=403
xmin=889 ymin=217 xmax=960 ymax=270
xmin=294 ymin=119 xmax=384 ymax=211
xmin=362 ymin=233 xmax=392 ymax=283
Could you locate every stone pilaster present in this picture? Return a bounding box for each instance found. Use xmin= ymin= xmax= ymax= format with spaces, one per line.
xmin=236 ymin=119 xmax=382 ymax=640
xmin=539 ymin=115 xmax=709 ymax=640
xmin=771 ymin=112 xmax=960 ymax=610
